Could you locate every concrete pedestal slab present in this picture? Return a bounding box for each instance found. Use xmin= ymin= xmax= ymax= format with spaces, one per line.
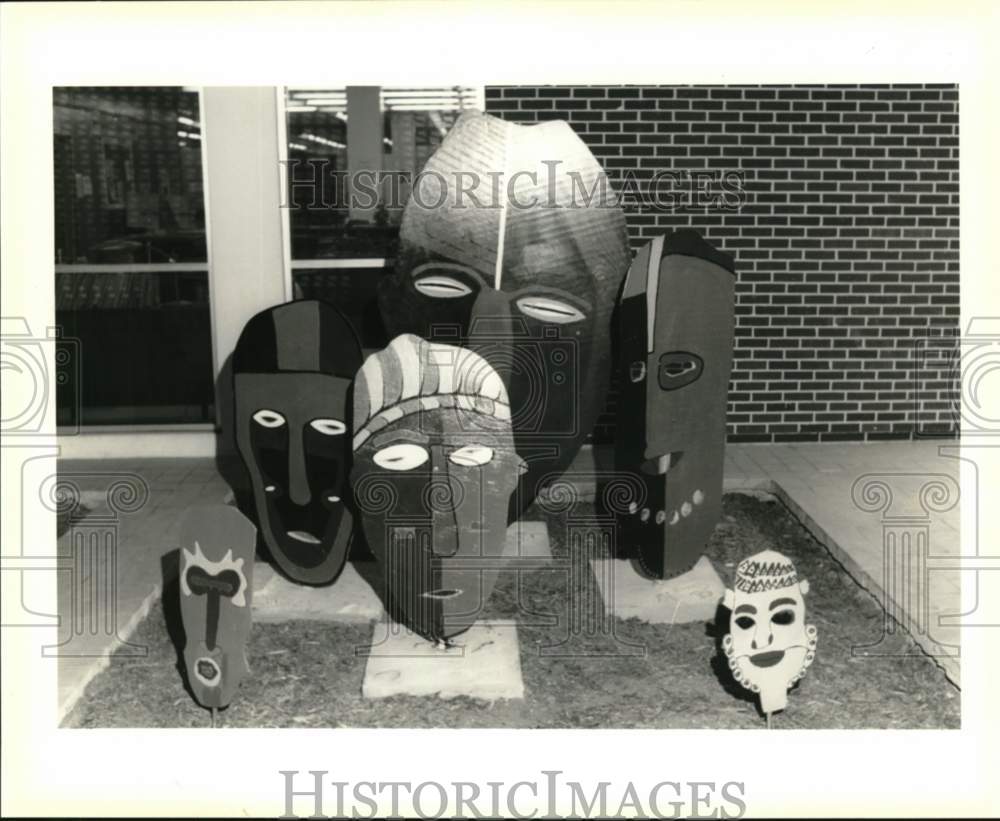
xmin=252 ymin=561 xmax=384 ymax=623
xmin=590 ymin=555 xmax=724 ymax=624
xmin=503 ymin=520 xmax=552 ymax=563
xmin=362 ymin=620 xmax=524 ymax=701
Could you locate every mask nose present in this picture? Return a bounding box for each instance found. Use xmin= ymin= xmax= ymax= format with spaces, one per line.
xmin=287 ymin=429 xmax=311 ymax=507
xmin=469 ymin=288 xmax=513 ymax=383
xmin=427 ymin=453 xmax=462 ymax=557
xmin=751 ymin=622 xmax=773 ymax=651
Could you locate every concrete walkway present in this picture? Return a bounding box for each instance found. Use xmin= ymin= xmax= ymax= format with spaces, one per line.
xmin=723 ymin=440 xmax=961 ymax=686
xmin=53 ymin=440 xmax=962 ymax=720
xmin=53 ymin=459 xmax=232 ymax=722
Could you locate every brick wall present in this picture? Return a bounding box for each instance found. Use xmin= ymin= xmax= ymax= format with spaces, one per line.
xmin=484 ymin=85 xmax=960 ymax=443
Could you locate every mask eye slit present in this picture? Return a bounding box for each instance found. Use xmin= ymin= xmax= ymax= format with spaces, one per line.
xmin=735 ymin=615 xmax=755 ymax=631
xmin=373 ymin=443 xmax=430 ymax=471
xmin=309 ymin=418 xmax=347 ymax=436
xmin=413 ymin=275 xmax=474 ymax=298
xmin=664 ymin=361 xmax=696 ymax=376
xmin=448 ymin=445 xmax=494 ymax=467
xmin=252 ymin=409 xmax=286 ymax=428
xmin=515 ymin=296 xmax=587 ymax=324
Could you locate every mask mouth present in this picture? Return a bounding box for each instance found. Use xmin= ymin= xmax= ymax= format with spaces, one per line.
xmin=287 ymin=530 xmax=321 ymax=545
xmin=748 ymin=649 xmax=786 ymax=669
xmin=194 ymin=656 xmax=221 ymax=687
xmin=421 ymin=588 xmax=463 ymax=600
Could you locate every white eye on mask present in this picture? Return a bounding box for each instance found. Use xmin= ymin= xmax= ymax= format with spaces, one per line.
xmin=252 ymin=409 xmax=286 ymax=428
xmin=373 ymin=443 xmax=430 ymax=471
xmin=448 ymin=445 xmax=494 ymax=467
xmin=515 ymin=295 xmax=586 ymax=324
xmin=309 ymin=418 xmax=347 ymax=436
xmin=414 ymin=275 xmax=474 ymax=299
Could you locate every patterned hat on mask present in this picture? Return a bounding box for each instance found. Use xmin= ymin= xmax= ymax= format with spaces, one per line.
xmin=733 ymin=549 xmax=799 ymax=594
xmin=352 ymin=334 xmax=510 ymax=451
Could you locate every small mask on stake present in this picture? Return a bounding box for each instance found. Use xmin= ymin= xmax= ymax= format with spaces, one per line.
xmin=722 ymin=549 xmax=818 ymax=722
xmin=178 ymin=505 xmax=257 ymax=716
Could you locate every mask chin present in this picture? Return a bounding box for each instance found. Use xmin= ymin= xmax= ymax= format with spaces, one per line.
xmin=257 ymin=488 xmax=351 ymax=583
xmin=374 ymin=514 xmax=504 ymax=642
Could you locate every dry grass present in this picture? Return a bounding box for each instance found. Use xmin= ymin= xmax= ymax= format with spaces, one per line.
xmin=64 ymin=493 xmax=959 ymax=729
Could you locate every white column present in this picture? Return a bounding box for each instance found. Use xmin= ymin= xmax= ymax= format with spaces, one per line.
xmin=201 ymin=87 xmax=290 ymax=379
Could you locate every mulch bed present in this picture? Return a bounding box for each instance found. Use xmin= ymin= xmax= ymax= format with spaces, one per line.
xmin=64 ymin=493 xmax=959 ymax=729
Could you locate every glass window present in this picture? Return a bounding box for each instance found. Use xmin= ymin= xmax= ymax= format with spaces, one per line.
xmin=285 ymin=86 xmax=483 ymax=347
xmin=53 ymin=87 xmax=214 ymax=426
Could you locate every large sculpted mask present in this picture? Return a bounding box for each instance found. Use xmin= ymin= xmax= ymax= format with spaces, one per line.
xmin=233 ymin=300 xmax=363 ymax=585
xmin=378 ymin=112 xmax=630 ymax=511
xmin=351 ymin=334 xmax=525 ymax=642
xmin=616 ymin=231 xmax=736 ymax=579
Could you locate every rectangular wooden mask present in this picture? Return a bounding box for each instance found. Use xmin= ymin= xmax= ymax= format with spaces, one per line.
xmin=616 ymin=231 xmax=736 ymax=579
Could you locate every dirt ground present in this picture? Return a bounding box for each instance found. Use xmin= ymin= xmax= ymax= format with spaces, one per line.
xmin=64 ymin=493 xmax=959 ymax=729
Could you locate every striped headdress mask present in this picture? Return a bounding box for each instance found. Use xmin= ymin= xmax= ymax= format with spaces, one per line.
xmin=352 ymin=334 xmax=511 ymax=451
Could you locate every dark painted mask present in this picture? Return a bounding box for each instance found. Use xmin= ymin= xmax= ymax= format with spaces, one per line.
xmin=178 ymin=505 xmax=256 ymax=709
xmin=233 ymin=300 xmax=363 ymax=584
xmin=616 ymin=231 xmax=735 ymax=579
xmin=351 ymin=335 xmax=524 ymax=641
xmin=378 ymin=112 xmax=630 ymax=513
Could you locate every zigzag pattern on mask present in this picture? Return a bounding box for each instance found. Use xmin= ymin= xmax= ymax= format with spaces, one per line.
xmin=738 ymin=559 xmax=796 ymax=579
xmin=734 ymin=551 xmax=799 ymax=593
xmin=735 ymin=572 xmax=799 ymax=594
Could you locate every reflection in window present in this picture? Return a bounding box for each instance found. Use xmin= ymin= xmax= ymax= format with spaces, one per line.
xmin=53 ymin=87 xmax=214 ymax=426
xmin=55 ymin=271 xmax=214 ymax=426
xmin=293 ymin=265 xmax=389 ymax=349
xmin=285 ymin=87 xmax=483 ymax=261
xmin=54 ymin=87 xmax=206 ymax=264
